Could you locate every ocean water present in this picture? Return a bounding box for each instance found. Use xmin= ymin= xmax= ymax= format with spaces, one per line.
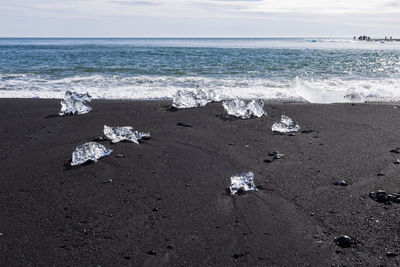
xmin=1 ymin=38 xmax=400 ymax=103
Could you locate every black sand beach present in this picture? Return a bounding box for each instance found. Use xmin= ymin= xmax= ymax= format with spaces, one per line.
xmin=2 ymin=99 xmax=400 ymax=266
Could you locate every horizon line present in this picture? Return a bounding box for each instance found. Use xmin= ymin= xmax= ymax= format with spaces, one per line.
xmin=0 ymin=36 xmax=356 ymax=39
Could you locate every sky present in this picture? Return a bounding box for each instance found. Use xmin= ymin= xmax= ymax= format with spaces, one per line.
xmin=1 ymin=0 xmax=400 ymax=37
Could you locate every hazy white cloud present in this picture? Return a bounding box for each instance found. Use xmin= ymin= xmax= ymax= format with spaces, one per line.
xmin=1 ymin=0 xmax=400 ymax=36
xmin=4 ymin=0 xmax=400 ymax=18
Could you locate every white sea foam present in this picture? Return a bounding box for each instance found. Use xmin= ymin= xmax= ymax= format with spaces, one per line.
xmin=2 ymin=74 xmax=400 ymax=103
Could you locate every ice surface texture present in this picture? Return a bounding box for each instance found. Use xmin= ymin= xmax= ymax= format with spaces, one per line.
xmin=104 ymin=125 xmax=150 ymax=144
xmin=222 ymin=99 xmax=266 ymax=119
xmin=172 ymin=89 xmax=216 ymax=109
xmin=59 ymin=90 xmax=92 ymax=115
xmin=271 ymin=115 xmax=301 ymax=133
xmin=230 ymin=171 xmax=258 ymax=195
xmin=71 ymin=142 xmax=112 ymax=166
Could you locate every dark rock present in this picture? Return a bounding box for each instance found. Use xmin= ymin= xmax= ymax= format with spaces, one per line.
xmin=228 ymin=143 xmax=234 ymax=146
xmin=375 ymin=190 xmax=388 ymax=202
xmin=273 ymin=153 xmax=285 ymax=160
xmin=387 ymin=194 xmax=400 ymax=203
xmin=368 ymin=190 xmax=400 ymax=204
xmin=333 ymin=180 xmax=348 ymax=186
xmin=391 ymin=147 xmax=400 ymax=153
xmin=152 ymin=208 xmax=159 ymax=212
xmin=264 ymin=159 xmax=273 ymax=163
xmin=268 ymin=151 xmax=279 ymax=156
xmin=301 ymin=129 xmax=314 ymax=134
xmin=394 ymin=159 xmax=400 ymax=165
xmin=177 ymin=122 xmax=192 ymax=128
xmin=93 ymin=136 xmax=105 ymax=142
xmin=115 ymin=154 xmax=125 ymax=158
xmin=102 ymin=179 xmax=112 ymax=184
xmin=232 ymin=252 xmax=247 ymax=259
xmin=167 ymin=245 xmax=173 ymax=250
xmin=377 ymin=171 xmax=385 ymax=176
xmin=386 ymin=251 xmax=398 ymax=257
xmin=148 ymin=250 xmax=157 ymax=255
xmin=334 ymin=235 xmax=353 ymax=248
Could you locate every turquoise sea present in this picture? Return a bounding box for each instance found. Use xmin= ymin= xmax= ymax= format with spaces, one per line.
xmin=1 ymin=38 xmax=400 ymax=103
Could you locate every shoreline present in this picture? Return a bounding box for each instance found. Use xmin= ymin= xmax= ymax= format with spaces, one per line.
xmin=2 ymin=99 xmax=400 ymax=266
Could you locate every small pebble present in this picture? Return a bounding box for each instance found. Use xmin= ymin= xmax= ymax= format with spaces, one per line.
xmin=93 ymin=136 xmax=105 ymax=142
xmin=394 ymin=159 xmax=400 ymax=165
xmin=115 ymin=154 xmax=125 ymax=158
xmin=102 ymin=179 xmax=112 ymax=184
xmin=167 ymin=245 xmax=173 ymax=250
xmin=334 ymin=235 xmax=353 ymax=248
xmin=148 ymin=250 xmax=157 ymax=255
xmin=152 ymin=208 xmax=159 ymax=212
xmin=264 ymin=159 xmax=273 ymax=163
xmin=288 ymin=133 xmax=295 ymax=136
xmin=177 ymin=122 xmax=192 ymax=128
xmin=268 ymin=151 xmax=279 ymax=156
xmin=386 ymin=251 xmax=398 ymax=257
xmin=301 ymin=129 xmax=314 ymax=134
xmin=377 ymin=171 xmax=385 ymax=177
xmin=391 ymin=147 xmax=400 ymax=153
xmin=333 ymin=180 xmax=348 ymax=186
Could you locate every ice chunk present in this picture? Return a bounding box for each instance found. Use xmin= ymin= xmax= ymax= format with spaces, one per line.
xmin=172 ymin=89 xmax=215 ymax=109
xmin=271 ymin=115 xmax=301 ymax=133
xmin=230 ymin=171 xmax=258 ymax=195
xmin=104 ymin=125 xmax=150 ymax=144
xmin=222 ymin=99 xmax=266 ymax=119
xmin=71 ymin=142 xmax=112 ymax=166
xmin=59 ymin=90 xmax=92 ymax=116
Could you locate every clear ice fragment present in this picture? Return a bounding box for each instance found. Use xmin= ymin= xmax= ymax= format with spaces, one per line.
xmin=104 ymin=125 xmax=150 ymax=144
xmin=59 ymin=90 xmax=92 ymax=116
xmin=172 ymin=89 xmax=215 ymax=109
xmin=71 ymin=142 xmax=112 ymax=166
xmin=271 ymin=115 xmax=301 ymax=133
xmin=230 ymin=171 xmax=258 ymax=195
xmin=222 ymin=99 xmax=266 ymax=119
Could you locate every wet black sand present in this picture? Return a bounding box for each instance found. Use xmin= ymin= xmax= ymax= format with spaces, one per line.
xmin=1 ymin=99 xmax=400 ymax=266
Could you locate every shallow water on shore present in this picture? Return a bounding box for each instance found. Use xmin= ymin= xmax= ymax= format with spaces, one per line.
xmin=1 ymin=38 xmax=400 ymax=103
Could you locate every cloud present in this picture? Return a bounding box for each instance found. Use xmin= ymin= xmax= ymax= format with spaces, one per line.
xmin=1 ymin=0 xmax=400 ymax=37
xmin=3 ymin=0 xmax=400 ymax=19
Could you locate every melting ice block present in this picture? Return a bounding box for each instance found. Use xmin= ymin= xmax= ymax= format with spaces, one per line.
xmin=271 ymin=115 xmax=301 ymax=133
xmin=59 ymin=90 xmax=92 ymax=116
xmin=172 ymin=89 xmax=215 ymax=109
xmin=71 ymin=142 xmax=112 ymax=166
xmin=104 ymin=125 xmax=150 ymax=144
xmin=230 ymin=171 xmax=258 ymax=195
xmin=222 ymin=99 xmax=266 ymax=119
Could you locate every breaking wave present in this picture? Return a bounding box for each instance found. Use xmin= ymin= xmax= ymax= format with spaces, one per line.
xmin=1 ymin=74 xmax=400 ymax=103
